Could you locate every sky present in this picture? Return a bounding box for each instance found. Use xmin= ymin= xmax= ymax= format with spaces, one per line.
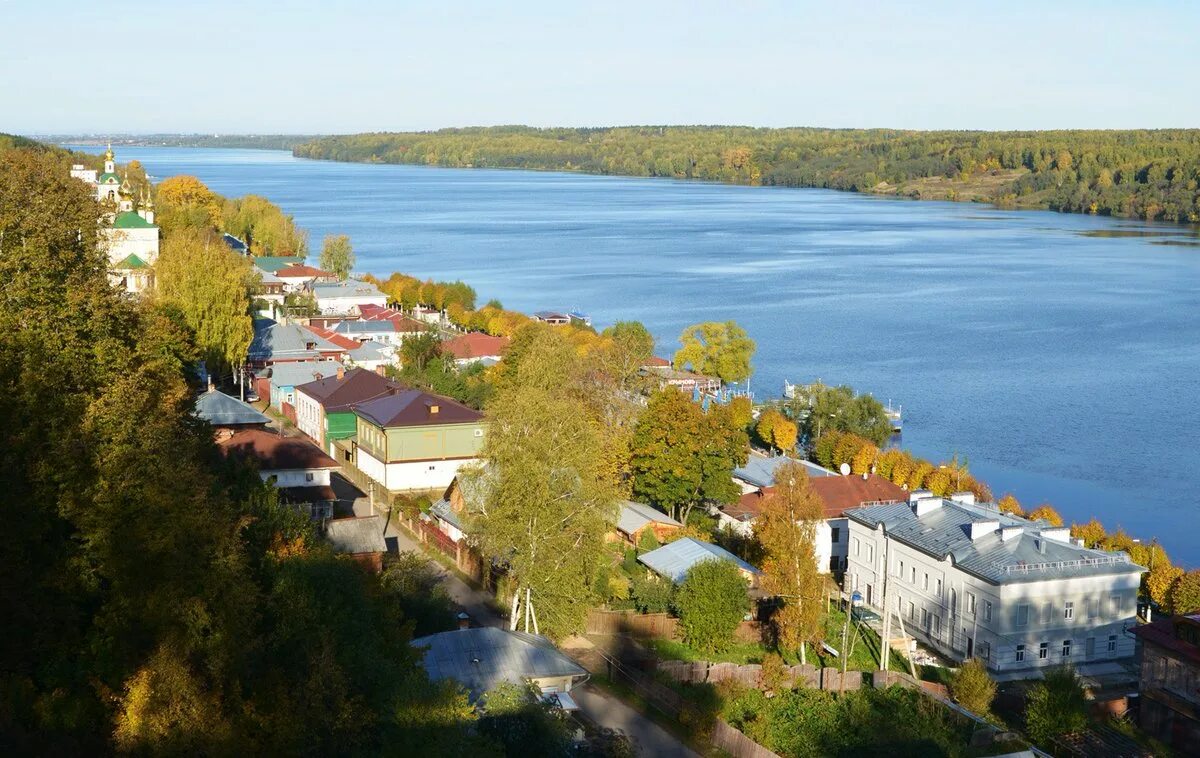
xmin=3 ymin=0 xmax=1197 ymax=134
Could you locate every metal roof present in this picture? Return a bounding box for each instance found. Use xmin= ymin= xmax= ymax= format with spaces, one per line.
xmin=638 ymin=537 xmax=760 ymax=584
xmin=616 ymin=500 xmax=681 ymax=536
xmin=268 ymin=360 xmax=346 ymax=390
xmin=334 ymin=319 xmax=397 ymax=335
xmin=411 ymin=627 xmax=587 ymax=700
xmin=324 ymin=516 xmax=387 ymax=555
xmin=249 ymin=321 xmax=344 ymax=361
xmin=311 ymin=280 xmax=386 ymax=299
xmin=846 ymin=499 xmax=1145 ymax=585
xmin=193 ymin=389 xmax=270 ymax=427
xmin=430 ymin=499 xmax=466 ymax=532
xmin=733 ymin=453 xmax=836 ymax=488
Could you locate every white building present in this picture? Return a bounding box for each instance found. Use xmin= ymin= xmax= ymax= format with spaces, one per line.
xmin=311 ymin=280 xmax=389 ymax=315
xmin=72 ymin=147 xmax=160 ymax=294
xmin=217 ymin=428 xmax=341 ymax=520
xmin=844 ymin=493 xmax=1145 ymax=674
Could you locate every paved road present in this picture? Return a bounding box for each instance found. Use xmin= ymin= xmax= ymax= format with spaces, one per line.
xmin=572 ymin=684 xmax=700 ymax=758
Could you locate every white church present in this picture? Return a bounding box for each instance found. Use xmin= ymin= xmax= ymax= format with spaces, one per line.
xmin=70 ymin=147 xmax=159 ymax=294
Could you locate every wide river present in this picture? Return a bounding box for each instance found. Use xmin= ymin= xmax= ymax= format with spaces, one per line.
xmin=79 ymin=146 xmax=1200 ymax=564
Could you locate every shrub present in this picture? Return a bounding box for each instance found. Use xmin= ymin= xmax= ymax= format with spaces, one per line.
xmin=949 ymin=658 xmax=995 ymax=715
xmin=630 ymin=572 xmax=673 ymax=614
xmin=637 ymin=528 xmax=660 ymax=554
xmin=1024 ymin=666 xmax=1088 ymax=745
xmin=760 ymin=652 xmax=787 ymax=692
xmin=674 ymin=559 xmax=750 ymax=653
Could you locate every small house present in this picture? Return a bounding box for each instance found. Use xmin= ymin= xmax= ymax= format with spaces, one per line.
xmin=218 ymin=429 xmax=341 ymax=519
xmin=638 ymin=537 xmax=760 ymax=587
xmin=311 ymin=280 xmax=389 ymax=315
xmin=275 ymin=263 xmax=336 ymax=292
xmin=293 ymin=366 xmax=406 ymax=453
xmin=612 ymin=501 xmax=682 ymax=547
xmin=324 ymin=515 xmax=388 ymax=573
xmin=193 ymin=387 xmax=271 ymax=441
xmin=442 ymin=332 xmax=510 ymax=366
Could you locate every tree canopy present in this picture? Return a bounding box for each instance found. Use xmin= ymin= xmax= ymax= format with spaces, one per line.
xmin=673 ymin=320 xmax=756 ymax=384
xmin=319 ymin=233 xmax=355 ymax=279
xmin=674 ymin=559 xmax=751 ymax=654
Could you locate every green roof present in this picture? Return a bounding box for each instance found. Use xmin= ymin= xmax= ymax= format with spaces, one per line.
xmin=253 ymin=255 xmax=306 ymax=272
xmin=113 ymin=211 xmax=157 ymax=229
xmin=98 ymin=172 xmax=120 ymax=183
xmin=113 ymin=254 xmax=150 ymax=270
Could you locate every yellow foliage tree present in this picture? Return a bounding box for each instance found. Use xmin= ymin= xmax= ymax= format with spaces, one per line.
xmin=997 ymin=493 xmax=1023 ymax=517
xmin=1070 ymin=518 xmax=1106 ymax=548
xmin=1027 ymin=504 xmax=1064 ymax=527
xmin=850 ymin=442 xmax=878 ymax=475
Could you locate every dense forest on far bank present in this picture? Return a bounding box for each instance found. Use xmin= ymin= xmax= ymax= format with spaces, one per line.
xmin=295 ymin=126 xmax=1200 ymax=224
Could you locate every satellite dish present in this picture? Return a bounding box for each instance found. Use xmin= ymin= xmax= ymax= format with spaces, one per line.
xmin=839 ymin=463 xmax=851 ymax=476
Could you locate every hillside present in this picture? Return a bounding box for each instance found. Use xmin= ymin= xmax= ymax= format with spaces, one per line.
xmin=295 ymin=126 xmax=1200 ymax=224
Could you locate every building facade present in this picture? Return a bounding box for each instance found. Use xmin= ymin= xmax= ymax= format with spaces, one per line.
xmin=844 ymin=493 xmax=1144 ymax=674
xmin=1131 ymin=613 xmax=1200 ymax=750
xmin=72 ymin=147 xmax=160 ymax=293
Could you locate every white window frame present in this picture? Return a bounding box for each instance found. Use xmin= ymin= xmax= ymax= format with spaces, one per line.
xmin=1015 ymin=644 xmax=1026 ymax=662
xmin=1062 ymin=639 xmax=1072 ymax=658
xmin=1064 ymin=601 xmax=1074 ymax=620
xmin=1039 ymin=642 xmax=1049 ymax=660
xmin=983 ymin=600 xmax=993 ymax=623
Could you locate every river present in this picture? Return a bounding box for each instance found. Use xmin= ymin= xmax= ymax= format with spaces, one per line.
xmin=75 ymin=146 xmax=1200 ymax=564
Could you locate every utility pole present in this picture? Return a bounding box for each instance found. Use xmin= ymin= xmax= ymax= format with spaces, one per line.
xmin=881 ymin=534 xmax=892 ymax=672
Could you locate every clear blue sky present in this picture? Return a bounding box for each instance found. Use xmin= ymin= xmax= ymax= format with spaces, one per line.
xmin=3 ymin=0 xmax=1195 ymax=134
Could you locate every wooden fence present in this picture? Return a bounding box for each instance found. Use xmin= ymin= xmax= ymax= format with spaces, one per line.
xmin=711 ymin=720 xmax=781 ymax=758
xmin=586 ymin=609 xmax=763 ymax=644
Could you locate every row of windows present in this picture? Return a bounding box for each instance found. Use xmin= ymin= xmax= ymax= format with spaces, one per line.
xmin=1015 ymin=596 xmax=1123 ymax=626
xmin=1015 ymin=635 xmax=1118 ymax=662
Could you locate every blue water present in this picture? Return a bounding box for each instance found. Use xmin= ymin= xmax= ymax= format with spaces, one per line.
xmin=76 ymin=146 xmax=1200 ymax=565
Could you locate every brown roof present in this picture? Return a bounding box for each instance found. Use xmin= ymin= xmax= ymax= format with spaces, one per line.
xmin=304 ymin=324 xmax=362 ymax=351
xmin=276 ymin=263 xmax=333 ymax=278
xmin=218 ymin=429 xmax=339 ymax=471
xmin=808 ymin=474 xmax=908 ymax=518
xmin=643 ymin=356 xmax=671 ymax=368
xmin=442 ymin=332 xmax=510 ymax=360
xmin=356 ymin=304 xmax=429 ymax=333
xmin=354 ymin=389 xmax=483 ymax=428
xmin=724 ymin=488 xmax=771 ymax=523
xmin=1131 ymin=616 xmax=1200 ymax=666
xmin=279 ymin=485 xmax=338 ymax=503
xmin=296 ymin=367 xmax=407 ymax=412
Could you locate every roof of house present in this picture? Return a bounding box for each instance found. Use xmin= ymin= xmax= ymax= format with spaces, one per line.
xmin=253 ymin=266 xmax=285 ymax=285
xmin=724 ymin=489 xmax=771 ymax=524
xmin=303 ymin=324 xmax=362 ymax=351
xmin=638 ymin=537 xmax=760 ymax=584
xmin=846 ymin=498 xmax=1146 ymax=585
xmin=218 ymin=429 xmax=339 ymax=471
xmin=354 ymin=389 xmax=483 ymax=429
xmin=430 ymin=498 xmax=466 ymax=532
xmin=349 ymin=340 xmax=391 ymax=362
xmin=193 ymin=389 xmax=271 ymax=428
xmin=279 ymin=484 xmax=338 ymax=503
xmin=311 ymin=280 xmax=387 ymax=300
xmin=809 ymin=474 xmax=909 ymax=518
xmin=356 ymin=304 xmax=430 ymax=332
xmin=113 ymin=210 xmax=156 ymax=229
xmin=276 ymin=263 xmax=333 ymax=278
xmin=642 ymin=356 xmax=671 ymax=368
xmin=334 ymin=319 xmax=397 ymax=336
xmin=644 ymin=365 xmax=719 ymax=384
xmin=1131 ymin=616 xmax=1200 ymax=666
xmin=617 ymin=501 xmax=682 ymax=537
xmin=249 ymin=321 xmax=345 ymax=361
xmin=295 ymin=367 xmax=406 ymax=413
xmin=222 ymin=233 xmax=248 ymax=254
xmin=443 ymin=332 xmax=510 ymax=360
xmin=324 ymin=515 xmax=387 ymax=555
xmin=266 ymin=360 xmax=347 ymax=390
xmin=533 ymin=311 xmax=570 ymax=321
xmin=411 ymin=627 xmax=588 ymax=700
xmin=252 ymin=256 xmax=305 ymax=273
xmin=112 ymin=253 xmax=150 ymax=269
xmin=733 ymin=453 xmax=836 ymax=488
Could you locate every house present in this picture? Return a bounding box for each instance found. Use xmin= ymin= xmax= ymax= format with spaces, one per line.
xmin=411 ymin=305 xmax=443 ymax=324
xmin=275 ymin=263 xmax=336 ymax=292
xmin=218 ymin=429 xmax=341 ymax=519
xmin=843 ymin=493 xmax=1145 ymax=673
xmin=353 ymin=390 xmax=487 ymax=493
xmin=248 ymin=319 xmax=347 ymax=368
xmin=311 ymin=280 xmax=389 ymax=315
xmin=72 ymin=148 xmax=160 ymax=295
xmin=732 ymin=451 xmax=836 ymax=494
xmin=612 ymin=501 xmax=682 ymax=546
xmin=346 ymin=340 xmax=395 ymax=372
xmin=411 ymin=627 xmax=589 ymax=703
xmin=442 ymin=332 xmax=510 ymax=366
xmin=428 ymin=471 xmax=490 ymax=544
xmin=252 ymin=266 xmax=286 ymax=318
xmin=333 ymin=319 xmax=404 ymax=347
xmin=293 ymin=367 xmax=406 ymax=452
xmin=638 ymin=537 xmax=761 ymax=587
xmin=642 ymin=364 xmax=722 ymax=397
xmin=533 ymin=311 xmax=571 ymax=326
xmin=302 ymin=324 xmax=363 ymax=352
xmin=193 ymin=388 xmax=271 ymax=441
xmin=1130 ymin=613 xmax=1200 ymax=751
xmin=250 ymin=255 xmax=306 ymax=273
xmin=324 ymin=515 xmax=387 ymax=573
xmin=263 ymin=359 xmax=346 ymax=412
xmin=357 ymin=304 xmax=431 ymax=336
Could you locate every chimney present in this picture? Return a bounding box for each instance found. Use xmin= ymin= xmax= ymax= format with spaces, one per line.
xmin=457 ymin=612 xmax=471 ymax=630
xmin=1037 ymin=538 xmax=1047 ymax=555
xmin=375 ymin=364 xmax=385 ymax=376
xmin=336 ymin=366 xmax=345 ymax=381
xmin=861 ymin=472 xmax=868 ymax=481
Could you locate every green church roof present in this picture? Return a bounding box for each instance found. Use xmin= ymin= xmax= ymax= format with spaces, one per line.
xmin=252 ymin=255 xmax=306 ymax=272
xmin=98 ymin=172 xmax=120 ymax=183
xmin=113 ymin=211 xmax=157 ymax=229
xmin=113 ymin=254 xmax=150 ymax=270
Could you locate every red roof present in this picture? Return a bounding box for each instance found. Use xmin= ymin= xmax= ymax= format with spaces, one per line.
xmin=442 ymin=332 xmax=510 ymax=360
xmin=304 ymin=324 xmax=361 ymax=351
xmin=356 ymin=304 xmax=428 ymax=333
xmin=1131 ymin=616 xmax=1200 ymax=666
xmin=276 ymin=263 xmax=333 ymax=278
xmin=808 ymin=474 xmax=909 ymax=518
xmin=724 ymin=488 xmax=771 ymax=522
xmin=643 ymin=356 xmax=671 ymax=368
xmin=218 ymin=429 xmax=339 ymax=471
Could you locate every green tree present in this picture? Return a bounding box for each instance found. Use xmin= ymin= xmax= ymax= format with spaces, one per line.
xmin=631 ymin=572 xmax=674 ymax=614
xmin=1168 ymin=570 xmax=1200 ymax=614
xmin=673 ymin=320 xmax=756 ymax=384
xmin=754 ymin=462 xmax=824 ymax=662
xmin=1024 ymin=666 xmax=1088 ymax=746
xmin=478 ymin=682 xmax=571 ymax=757
xmin=630 ymin=388 xmax=748 ymax=523
xmin=786 ymin=382 xmax=893 ymax=446
xmin=319 ymin=233 xmax=355 ymax=279
xmin=401 ymin=331 xmax=443 ymax=371
xmin=598 ymin=320 xmax=655 ymax=391
xmin=474 ymin=327 xmax=618 ymax=639
xmin=154 ymin=227 xmax=256 ymax=376
xmin=675 ymin=559 xmax=751 ymax=654
xmin=949 ymin=659 xmax=996 ymax=716
xmin=379 ymin=551 xmax=457 ymax=636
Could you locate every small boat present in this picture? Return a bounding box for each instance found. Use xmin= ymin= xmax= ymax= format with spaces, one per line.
xmin=885 ymin=401 xmax=902 ymax=432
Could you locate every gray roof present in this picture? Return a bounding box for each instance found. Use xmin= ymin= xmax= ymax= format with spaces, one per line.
xmin=249 ymin=320 xmax=343 ymax=361
xmin=638 ymin=537 xmax=760 ymax=584
xmin=733 ymin=453 xmax=835 ymax=488
xmin=349 ymin=340 xmax=391 ymax=361
xmin=429 ymin=499 xmax=466 ymax=532
xmin=311 ymin=280 xmax=386 ymax=300
xmin=253 ymin=266 xmax=284 ymax=285
xmin=268 ymin=360 xmax=346 ymax=389
xmin=335 ymin=319 xmax=397 ymax=335
xmin=193 ymin=389 xmax=270 ymax=427
xmin=412 ymin=627 xmax=587 ymax=700
xmin=324 ymin=516 xmax=387 ymax=555
xmin=617 ymin=500 xmax=681 ymax=537
xmin=846 ymin=499 xmax=1145 ymax=585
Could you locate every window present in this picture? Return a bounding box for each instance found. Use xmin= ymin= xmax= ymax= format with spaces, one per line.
xmin=1110 ymin=594 xmax=1123 ymax=616
xmin=922 ymin=608 xmax=930 ymax=629
xmin=908 ymin=601 xmax=916 ymax=620
xmin=923 ymin=573 xmax=930 ymax=591
xmin=984 ymin=600 xmax=993 ymax=623
xmin=1039 ymin=642 xmax=1048 ymax=660
xmin=979 ymin=641 xmax=991 ymax=660
xmin=1088 ymin=597 xmax=1098 ymax=619
xmin=1064 ymin=601 xmax=1074 ymax=620
xmin=1016 ymin=644 xmax=1026 ymax=662
xmin=936 ymin=578 xmax=943 ymax=597
xmin=898 ymin=559 xmax=905 ymax=578
xmin=967 ymin=592 xmax=977 ymax=616
xmin=1043 ymin=601 xmax=1053 ymax=623
xmin=933 ymin=615 xmax=941 ymax=637
xmin=305 ymin=472 xmax=314 ymax=482
xmin=950 ymin=589 xmax=957 ymax=615
xmin=1107 ymin=635 xmax=1118 ymax=653
xmin=867 ymin=545 xmax=874 ymax=563
xmin=831 ymin=527 xmax=841 ymax=543
xmin=910 ymin=567 xmax=917 ymax=584
xmin=1062 ymin=639 xmax=1072 ymax=658
xmin=853 ymin=537 xmax=860 ymax=556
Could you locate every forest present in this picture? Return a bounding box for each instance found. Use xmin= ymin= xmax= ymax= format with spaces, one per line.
xmin=295 ymin=126 xmax=1200 ymax=224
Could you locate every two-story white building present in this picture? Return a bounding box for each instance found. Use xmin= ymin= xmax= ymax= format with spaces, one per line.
xmin=844 ymin=493 xmax=1145 ymax=674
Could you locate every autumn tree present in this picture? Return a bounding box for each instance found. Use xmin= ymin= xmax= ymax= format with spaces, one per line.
xmin=673 ymin=320 xmax=756 ymax=384
xmin=754 ymin=462 xmax=824 ymax=663
xmin=155 ymin=228 xmax=256 ymax=376
xmin=783 ymin=381 xmax=893 ymax=445
xmin=630 ymin=388 xmax=748 ymax=523
xmin=997 ymin=493 xmax=1024 ymax=517
xmin=675 ymin=559 xmax=751 ymax=654
xmin=950 ymin=658 xmax=996 ymax=716
xmin=155 ymin=175 xmax=223 ymax=237
xmin=319 ymin=233 xmax=355 ymax=279
xmin=1027 ymin=504 xmax=1064 ymax=527
xmin=222 ymin=194 xmax=308 ymax=257
xmin=473 ymin=326 xmax=618 ymax=639
xmin=1168 ymin=570 xmax=1200 ymax=615
xmin=756 ymin=408 xmax=798 ymax=453
xmin=1070 ymin=518 xmax=1106 ymax=548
